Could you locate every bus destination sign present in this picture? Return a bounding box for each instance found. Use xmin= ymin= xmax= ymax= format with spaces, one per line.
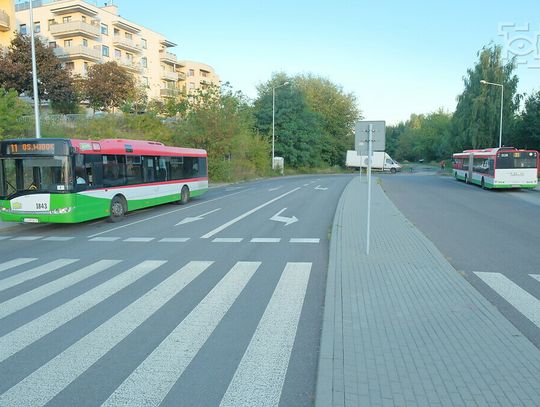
xmin=2 ymin=140 xmax=70 ymax=156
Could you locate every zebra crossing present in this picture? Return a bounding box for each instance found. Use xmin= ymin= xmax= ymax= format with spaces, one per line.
xmin=474 ymin=271 xmax=540 ymax=328
xmin=0 ymin=257 xmax=312 ymax=406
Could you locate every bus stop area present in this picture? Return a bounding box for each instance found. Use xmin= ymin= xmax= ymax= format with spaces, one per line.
xmin=316 ymin=176 xmax=540 ymax=407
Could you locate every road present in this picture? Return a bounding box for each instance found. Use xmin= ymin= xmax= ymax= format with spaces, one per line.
xmin=0 ymin=174 xmax=351 ymax=407
xmin=381 ymin=171 xmax=540 ymax=348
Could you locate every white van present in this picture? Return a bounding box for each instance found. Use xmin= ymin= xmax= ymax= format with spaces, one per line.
xmin=345 ymin=150 xmax=401 ymax=173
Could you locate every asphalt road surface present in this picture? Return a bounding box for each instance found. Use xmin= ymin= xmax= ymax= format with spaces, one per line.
xmin=381 ymin=171 xmax=540 ymax=349
xmin=0 ymin=174 xmax=351 ymax=407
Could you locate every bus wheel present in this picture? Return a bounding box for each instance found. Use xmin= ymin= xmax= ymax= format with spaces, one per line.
xmin=390 ymin=167 xmax=397 ymax=174
xmin=481 ymin=178 xmax=486 ymax=189
xmin=108 ymin=195 xmax=126 ymax=222
xmin=180 ymin=186 xmax=190 ymax=205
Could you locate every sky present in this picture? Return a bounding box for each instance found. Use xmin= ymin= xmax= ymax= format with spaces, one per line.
xmin=108 ymin=0 xmax=537 ymax=124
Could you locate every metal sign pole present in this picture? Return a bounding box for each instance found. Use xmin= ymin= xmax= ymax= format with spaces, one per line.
xmin=366 ymin=124 xmax=373 ymax=255
xmin=29 ymin=0 xmax=41 ymax=138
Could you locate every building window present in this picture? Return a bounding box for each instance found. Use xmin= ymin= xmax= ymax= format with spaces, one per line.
xmin=114 ymin=28 xmax=120 ymax=36
xmin=141 ymin=38 xmax=147 ymax=49
xmin=64 ymin=39 xmax=73 ymax=47
xmin=188 ymin=69 xmax=194 ymax=77
xmin=19 ymin=24 xmax=27 ymax=35
xmin=188 ymin=82 xmax=195 ymax=90
xmin=141 ymin=57 xmax=147 ymax=68
xmin=62 ymin=16 xmax=72 ymax=23
xmin=102 ymin=45 xmax=109 ymax=57
xmin=101 ymin=24 xmax=109 ymax=35
xmin=34 ymin=22 xmax=41 ymax=33
xmin=114 ymin=49 xmax=121 ymax=59
xmin=142 ymin=77 xmax=149 ymax=87
xmin=64 ymin=62 xmax=75 ymax=71
xmin=48 ymin=41 xmax=57 ymax=48
xmin=125 ymin=32 xmax=132 ymax=40
xmin=126 ymin=53 xmax=133 ymax=62
xmin=81 ymin=16 xmax=87 ymax=23
xmin=200 ymin=70 xmax=208 ymax=77
xmin=82 ymin=38 xmax=88 ymax=47
xmin=83 ymin=62 xmax=89 ymax=75
xmin=48 ymin=19 xmax=56 ymax=29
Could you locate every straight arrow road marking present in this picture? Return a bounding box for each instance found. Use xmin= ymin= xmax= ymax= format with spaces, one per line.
xmin=270 ymin=208 xmax=298 ymax=226
xmin=176 ymin=208 xmax=221 ymax=226
xmin=201 ymin=187 xmax=301 ymax=239
xmin=314 ymin=185 xmax=328 ymax=190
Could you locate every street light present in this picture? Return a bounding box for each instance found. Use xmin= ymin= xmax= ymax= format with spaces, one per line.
xmin=272 ymin=81 xmax=289 ymax=169
xmin=480 ymin=79 xmax=503 ymax=148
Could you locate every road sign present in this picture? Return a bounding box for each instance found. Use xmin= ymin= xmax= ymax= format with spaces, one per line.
xmin=355 ymin=121 xmax=386 ymax=152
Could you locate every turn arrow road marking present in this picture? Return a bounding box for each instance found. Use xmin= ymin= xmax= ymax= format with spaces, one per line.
xmin=270 ymin=208 xmax=298 ymax=226
xmin=176 ymin=208 xmax=221 ymax=226
xmin=315 ymin=185 xmax=328 ymax=190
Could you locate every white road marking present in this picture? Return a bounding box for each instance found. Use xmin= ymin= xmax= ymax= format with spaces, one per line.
xmin=0 ymin=259 xmax=78 ymax=292
xmin=0 ymin=260 xmax=165 ymax=364
xmin=158 ymin=238 xmax=190 ymax=243
xmin=42 ymin=237 xmax=75 ymax=242
xmin=176 ymin=208 xmax=221 ymax=226
xmin=314 ymin=185 xmax=328 ymax=190
xmin=0 ymin=260 xmax=121 ymax=319
xmin=0 ymin=261 xmax=212 ymax=407
xmin=269 ymin=186 xmax=282 ymax=191
xmin=289 ymin=238 xmax=320 ymax=244
xmin=270 ymin=208 xmax=298 ymax=226
xmin=220 ymin=262 xmax=311 ymax=407
xmin=124 ymin=237 xmax=155 ymax=242
xmin=303 ymin=183 xmax=310 ymax=187
xmin=251 ymin=238 xmax=281 ymax=243
xmin=102 ymin=261 xmax=260 ymax=407
xmin=201 ymin=187 xmax=301 ymax=239
xmin=0 ymin=236 xmax=13 ymax=241
xmin=212 ymin=238 xmax=243 ymax=243
xmin=11 ymin=236 xmax=43 ymax=241
xmin=87 ymin=189 xmax=249 ymax=238
xmin=474 ymin=272 xmax=540 ymax=328
xmin=530 ymin=274 xmax=540 ymax=283
xmin=0 ymin=258 xmax=36 ymax=273
xmin=89 ymin=237 xmax=120 ymax=242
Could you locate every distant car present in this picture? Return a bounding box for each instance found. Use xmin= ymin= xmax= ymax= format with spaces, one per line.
xmin=418 ymin=159 xmax=425 ymax=163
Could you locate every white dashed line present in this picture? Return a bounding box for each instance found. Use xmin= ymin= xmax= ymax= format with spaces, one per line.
xmin=124 ymin=238 xmax=155 ymax=242
xmin=250 ymin=238 xmax=281 ymax=243
xmin=42 ymin=237 xmax=75 ymax=242
xmin=158 ymin=238 xmax=190 ymax=243
xmin=89 ymin=237 xmax=121 ymax=242
xmin=289 ymin=238 xmax=320 ymax=244
xmin=212 ymin=238 xmax=244 ymax=243
xmin=11 ymin=236 xmax=43 ymax=241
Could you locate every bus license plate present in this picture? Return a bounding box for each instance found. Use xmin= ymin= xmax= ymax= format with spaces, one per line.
xmin=23 ymin=218 xmax=39 ymax=223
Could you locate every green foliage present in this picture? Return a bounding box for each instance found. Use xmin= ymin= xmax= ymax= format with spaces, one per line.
xmin=254 ymin=73 xmax=360 ymax=168
xmin=173 ymin=83 xmax=269 ymax=181
xmin=452 ymin=44 xmax=519 ymax=150
xmin=0 ymin=33 xmax=79 ymax=113
xmin=510 ymin=91 xmax=540 ymax=151
xmin=83 ymin=62 xmax=136 ymax=112
xmin=0 ymin=88 xmax=32 ymax=139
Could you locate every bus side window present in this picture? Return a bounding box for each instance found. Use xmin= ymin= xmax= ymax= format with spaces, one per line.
xmin=144 ymin=156 xmax=155 ymax=183
xmin=84 ymin=154 xmax=103 ymax=188
xmin=198 ymin=158 xmax=207 ymax=177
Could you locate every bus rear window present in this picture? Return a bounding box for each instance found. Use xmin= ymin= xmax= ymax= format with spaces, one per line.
xmin=496 ymin=152 xmax=537 ymax=169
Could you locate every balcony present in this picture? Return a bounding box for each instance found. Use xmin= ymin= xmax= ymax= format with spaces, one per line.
xmin=113 ymin=35 xmax=141 ymax=53
xmin=114 ymin=57 xmax=141 ymax=73
xmin=160 ymin=50 xmax=177 ymax=65
xmin=0 ymin=10 xmax=10 ymax=32
xmin=53 ymin=46 xmax=102 ymax=62
xmin=160 ymin=88 xmax=181 ymax=98
xmin=161 ymin=71 xmax=179 ymax=82
xmin=50 ymin=21 xmax=100 ymax=39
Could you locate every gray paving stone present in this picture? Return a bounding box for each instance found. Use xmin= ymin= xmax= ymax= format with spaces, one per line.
xmin=315 ymin=176 xmax=540 ymax=406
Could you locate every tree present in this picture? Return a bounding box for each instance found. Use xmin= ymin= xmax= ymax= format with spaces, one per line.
xmin=0 ymin=88 xmax=31 ymax=139
xmin=0 ymin=32 xmax=79 ymax=113
xmin=83 ymin=62 xmax=136 ymax=112
xmin=511 ymin=91 xmax=540 ymax=151
xmin=452 ymin=44 xmax=519 ymax=150
xmin=254 ymin=76 xmax=325 ymax=168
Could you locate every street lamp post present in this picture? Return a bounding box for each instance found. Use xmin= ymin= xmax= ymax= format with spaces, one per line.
xmin=29 ymin=0 xmax=41 ymax=138
xmin=480 ymin=80 xmax=503 ymax=148
xmin=272 ymin=81 xmax=289 ymax=169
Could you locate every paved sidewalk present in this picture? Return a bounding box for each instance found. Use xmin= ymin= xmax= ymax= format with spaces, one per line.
xmin=316 ymin=176 xmax=540 ymax=406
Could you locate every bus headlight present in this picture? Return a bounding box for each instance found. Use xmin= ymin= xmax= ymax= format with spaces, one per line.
xmin=50 ymin=207 xmax=74 ymax=214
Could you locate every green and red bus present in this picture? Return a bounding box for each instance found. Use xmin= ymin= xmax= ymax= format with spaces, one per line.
xmin=0 ymin=138 xmax=208 ymax=223
xmin=452 ymin=147 xmax=538 ymax=189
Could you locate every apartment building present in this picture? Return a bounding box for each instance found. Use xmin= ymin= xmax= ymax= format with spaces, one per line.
xmin=179 ymin=60 xmax=220 ymax=94
xmin=0 ymin=0 xmax=15 ymax=47
xmin=15 ymin=0 xmax=218 ymax=102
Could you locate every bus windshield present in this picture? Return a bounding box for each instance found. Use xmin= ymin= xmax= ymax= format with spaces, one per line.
xmin=0 ymin=156 xmax=72 ymax=199
xmin=496 ymin=152 xmax=537 ymax=169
